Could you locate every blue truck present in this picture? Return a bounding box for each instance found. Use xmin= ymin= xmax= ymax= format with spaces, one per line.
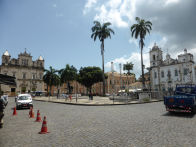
xmin=164 ymin=84 xmax=196 ymax=113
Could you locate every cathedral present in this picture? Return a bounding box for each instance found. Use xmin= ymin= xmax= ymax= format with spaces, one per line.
xmin=0 ymin=50 xmax=44 ymax=96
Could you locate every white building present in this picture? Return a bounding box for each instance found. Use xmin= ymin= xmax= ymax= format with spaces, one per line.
xmin=149 ymin=43 xmax=195 ymax=91
xmin=0 ymin=50 xmax=44 ymax=96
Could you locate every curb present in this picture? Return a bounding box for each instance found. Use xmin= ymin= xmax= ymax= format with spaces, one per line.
xmin=33 ymin=99 xmax=163 ymax=106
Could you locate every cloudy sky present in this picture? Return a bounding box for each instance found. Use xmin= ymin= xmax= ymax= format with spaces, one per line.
xmin=0 ymin=0 xmax=195 ymax=78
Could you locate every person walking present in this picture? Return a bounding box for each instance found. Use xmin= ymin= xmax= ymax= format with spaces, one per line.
xmin=0 ymin=96 xmax=6 ymax=128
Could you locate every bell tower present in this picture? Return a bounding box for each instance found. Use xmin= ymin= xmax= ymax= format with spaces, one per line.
xmin=2 ymin=50 xmax=11 ymax=65
xmin=149 ymin=43 xmax=163 ymax=67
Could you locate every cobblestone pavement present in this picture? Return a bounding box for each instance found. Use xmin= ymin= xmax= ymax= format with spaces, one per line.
xmin=1 ymin=98 xmax=196 ymax=147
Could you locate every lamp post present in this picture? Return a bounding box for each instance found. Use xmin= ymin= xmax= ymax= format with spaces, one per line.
xmin=111 ymin=62 xmax=114 ymax=104
xmin=119 ymin=63 xmax=122 ymax=91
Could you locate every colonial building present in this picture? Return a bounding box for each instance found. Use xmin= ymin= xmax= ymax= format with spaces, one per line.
xmin=46 ymin=72 xmax=136 ymax=96
xmin=130 ymin=72 xmax=150 ymax=90
xmin=0 ymin=50 xmax=44 ymax=96
xmin=149 ymin=43 xmax=195 ymax=91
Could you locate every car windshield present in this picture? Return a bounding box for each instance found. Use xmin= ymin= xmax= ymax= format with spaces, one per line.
xmin=18 ymin=96 xmax=30 ymax=100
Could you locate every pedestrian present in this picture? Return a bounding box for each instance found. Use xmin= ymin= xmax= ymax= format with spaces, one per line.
xmin=91 ymin=93 xmax=93 ymax=100
xmin=69 ymin=95 xmax=72 ymax=102
xmin=0 ymin=96 xmax=6 ymax=128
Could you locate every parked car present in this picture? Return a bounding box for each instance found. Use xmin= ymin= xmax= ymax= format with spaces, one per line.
xmin=16 ymin=94 xmax=33 ymax=109
xmin=1 ymin=95 xmax=8 ymax=106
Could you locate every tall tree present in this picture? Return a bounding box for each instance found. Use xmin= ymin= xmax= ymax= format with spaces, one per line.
xmin=77 ymin=66 xmax=104 ymax=95
xmin=123 ymin=62 xmax=134 ymax=91
xmin=91 ymin=21 xmax=114 ymax=96
xmin=131 ymin=17 xmax=152 ymax=89
xmin=59 ymin=64 xmax=77 ymax=94
xmin=43 ymin=66 xmax=59 ymax=96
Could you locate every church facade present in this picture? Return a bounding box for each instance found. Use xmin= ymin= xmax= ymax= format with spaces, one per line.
xmin=0 ymin=50 xmax=44 ymax=96
xmin=149 ymin=44 xmax=196 ymax=91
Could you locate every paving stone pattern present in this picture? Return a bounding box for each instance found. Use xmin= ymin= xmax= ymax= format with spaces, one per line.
xmin=1 ymin=98 xmax=196 ymax=147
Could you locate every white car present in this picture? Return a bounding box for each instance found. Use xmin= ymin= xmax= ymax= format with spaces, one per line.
xmin=16 ymin=94 xmax=33 ymax=109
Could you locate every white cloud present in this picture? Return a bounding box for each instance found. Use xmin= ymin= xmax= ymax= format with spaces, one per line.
xmin=94 ymin=5 xmax=128 ymax=28
xmin=52 ymin=4 xmax=57 ymax=8
xmin=165 ymin=0 xmax=179 ymax=5
xmin=105 ymin=51 xmax=150 ymax=78
xmin=83 ymin=0 xmax=98 ymax=15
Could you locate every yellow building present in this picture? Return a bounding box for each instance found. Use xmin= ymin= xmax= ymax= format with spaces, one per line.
xmin=45 ymin=72 xmax=136 ymax=96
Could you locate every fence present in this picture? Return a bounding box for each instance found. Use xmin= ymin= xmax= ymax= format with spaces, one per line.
xmin=109 ymin=90 xmax=171 ymax=102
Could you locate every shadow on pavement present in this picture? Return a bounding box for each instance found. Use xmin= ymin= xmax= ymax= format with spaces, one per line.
xmin=162 ymin=112 xmax=195 ymax=118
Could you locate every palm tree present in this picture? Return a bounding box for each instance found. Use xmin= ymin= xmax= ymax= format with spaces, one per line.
xmin=131 ymin=17 xmax=152 ymax=89
xmin=123 ymin=62 xmax=134 ymax=91
xmin=43 ymin=66 xmax=59 ymax=96
xmin=91 ymin=21 xmax=114 ymax=96
xmin=59 ymin=64 xmax=77 ymax=94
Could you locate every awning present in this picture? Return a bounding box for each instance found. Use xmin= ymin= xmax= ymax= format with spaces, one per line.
xmin=0 ymin=74 xmax=16 ymax=86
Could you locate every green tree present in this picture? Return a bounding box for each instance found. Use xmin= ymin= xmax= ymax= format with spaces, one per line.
xmin=59 ymin=64 xmax=77 ymax=94
xmin=77 ymin=66 xmax=104 ymax=95
xmin=123 ymin=62 xmax=134 ymax=91
xmin=43 ymin=66 xmax=59 ymax=96
xmin=131 ymin=17 xmax=152 ymax=89
xmin=91 ymin=21 xmax=114 ymax=96
xmin=123 ymin=62 xmax=134 ymax=76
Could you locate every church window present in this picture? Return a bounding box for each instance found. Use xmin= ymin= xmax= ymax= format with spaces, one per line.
xmin=154 ymin=72 xmax=157 ymax=78
xmin=175 ymin=69 xmax=178 ymax=76
xmin=161 ymin=71 xmax=164 ymax=78
xmin=32 ymin=74 xmax=36 ymax=79
xmin=184 ymin=68 xmax=188 ymax=75
xmin=167 ymin=70 xmax=171 ymax=78
xmin=153 ymin=55 xmax=155 ymax=61
xmin=23 ymin=73 xmax=26 ymax=79
xmin=5 ymin=58 xmax=8 ymax=63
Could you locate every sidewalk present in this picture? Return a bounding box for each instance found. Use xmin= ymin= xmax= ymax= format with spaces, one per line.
xmin=33 ymin=96 xmax=162 ymax=106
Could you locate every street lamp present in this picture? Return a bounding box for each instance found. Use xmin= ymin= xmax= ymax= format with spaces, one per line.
xmin=119 ymin=63 xmax=122 ymax=91
xmin=111 ymin=62 xmax=114 ymax=104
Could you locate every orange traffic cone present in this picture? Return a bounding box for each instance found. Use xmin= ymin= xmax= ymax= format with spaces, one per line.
xmin=29 ymin=108 xmax=35 ymax=118
xmin=29 ymin=107 xmax=32 ymax=117
xmin=13 ymin=107 xmax=17 ymax=115
xmin=39 ymin=116 xmax=49 ymax=134
xmin=35 ymin=110 xmax=42 ymax=122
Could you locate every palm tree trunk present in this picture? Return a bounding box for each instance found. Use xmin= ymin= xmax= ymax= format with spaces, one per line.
xmin=101 ymin=40 xmax=106 ymax=96
xmin=141 ymin=43 xmax=145 ymax=89
xmin=50 ymin=85 xmax=52 ymax=96
xmin=46 ymin=84 xmax=49 ymax=96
